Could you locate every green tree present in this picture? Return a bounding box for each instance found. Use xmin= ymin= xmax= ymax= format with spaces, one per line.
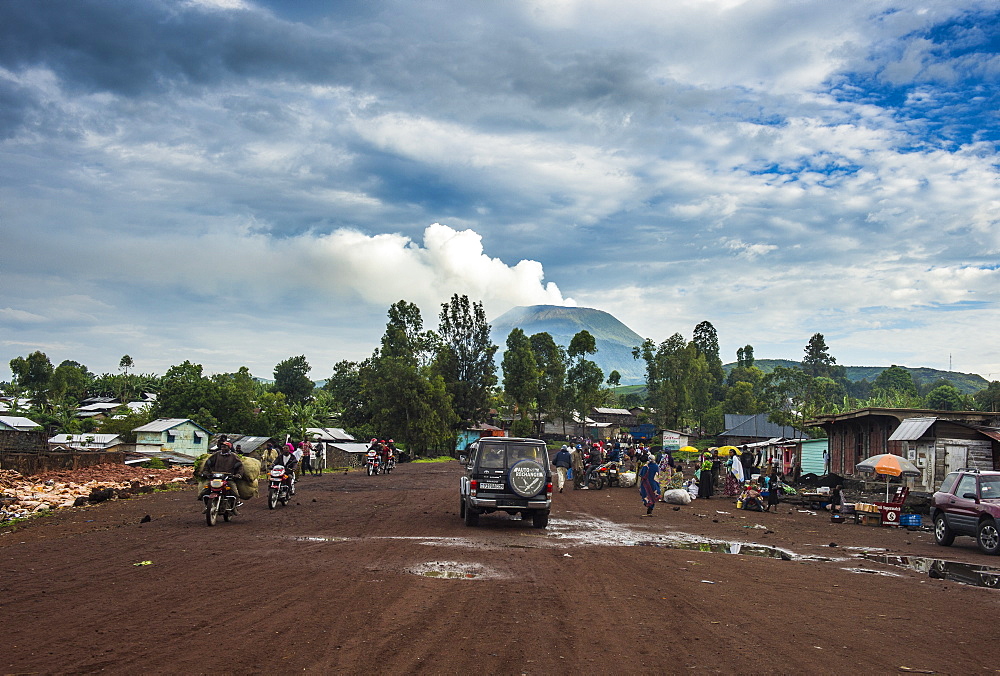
xmin=692 ymin=320 xmax=725 ymax=396
xmin=9 ymin=350 xmax=54 ymax=408
xmin=288 ymin=401 xmax=322 ymax=443
xmin=323 ymin=360 xmax=370 ymax=434
xmin=724 ymin=381 xmax=760 ymax=414
xmin=119 ymin=354 xmax=134 ymax=375
xmin=566 ymin=330 xmax=603 ymax=437
xmin=801 ymin=333 xmax=837 ymax=379
xmin=925 ymin=384 xmax=964 ymax=411
xmin=211 ymin=367 xmax=262 ymax=433
xmin=736 ymin=345 xmax=755 ymax=368
xmin=501 ymin=328 xmax=537 ymax=422
xmin=361 ymin=301 xmax=456 ymax=455
xmin=606 ymin=370 xmax=621 ymax=404
xmin=567 ymin=358 xmax=604 ymax=438
xmin=49 ymin=360 xmax=93 ymax=403
xmin=435 ymin=294 xmax=498 ymax=425
xmin=154 ymin=361 xmax=220 ymax=427
xmin=974 ymin=381 xmax=1000 ymax=412
xmin=633 ymin=333 xmax=693 ymax=429
xmin=273 ymin=355 xmax=314 ymax=404
xmin=249 ymin=391 xmax=292 ymax=437
xmin=530 ymin=332 xmax=567 ymax=431
xmin=872 ymin=365 xmax=918 ymax=397
xmin=760 ymin=365 xmax=813 ymax=428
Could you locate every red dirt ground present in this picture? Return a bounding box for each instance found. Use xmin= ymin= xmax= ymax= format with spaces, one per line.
xmin=2 ymin=461 xmax=997 ymax=675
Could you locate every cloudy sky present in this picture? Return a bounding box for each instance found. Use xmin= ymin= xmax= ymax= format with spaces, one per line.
xmin=2 ymin=0 xmax=999 ymax=383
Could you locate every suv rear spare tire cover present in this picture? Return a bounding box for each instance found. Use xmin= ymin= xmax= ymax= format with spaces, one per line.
xmin=508 ymin=459 xmax=546 ymax=498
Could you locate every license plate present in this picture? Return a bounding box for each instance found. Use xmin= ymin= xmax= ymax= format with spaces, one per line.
xmin=480 ymin=482 xmax=505 ymax=491
xmin=498 ymin=499 xmax=527 ymax=507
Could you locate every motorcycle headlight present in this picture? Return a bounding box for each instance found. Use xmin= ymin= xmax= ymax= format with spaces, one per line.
xmin=209 ymin=479 xmax=224 ymax=489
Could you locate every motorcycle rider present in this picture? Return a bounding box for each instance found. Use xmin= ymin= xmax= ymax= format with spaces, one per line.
xmin=366 ymin=438 xmax=380 ymax=473
xmin=200 ymin=438 xmax=245 ymax=509
xmin=378 ymin=440 xmax=390 ymax=467
xmin=386 ymin=439 xmax=397 ymax=466
xmin=274 ymin=443 xmax=299 ymax=495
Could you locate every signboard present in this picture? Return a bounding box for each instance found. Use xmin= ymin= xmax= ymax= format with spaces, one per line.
xmin=662 ymin=431 xmax=681 ymax=452
xmin=879 ymin=504 xmax=902 ymax=526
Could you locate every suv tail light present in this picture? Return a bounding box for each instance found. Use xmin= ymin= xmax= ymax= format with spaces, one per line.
xmin=470 ymin=479 xmax=478 ymax=497
xmin=545 ymin=482 xmax=553 ymax=498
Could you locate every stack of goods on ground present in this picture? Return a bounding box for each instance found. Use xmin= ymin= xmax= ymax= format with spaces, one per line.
xmin=193 ymin=455 xmax=262 ymax=500
xmin=0 ymin=464 xmax=193 ymax=523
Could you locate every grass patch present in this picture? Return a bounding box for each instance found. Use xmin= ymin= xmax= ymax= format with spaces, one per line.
xmin=411 ymin=456 xmax=456 ymax=463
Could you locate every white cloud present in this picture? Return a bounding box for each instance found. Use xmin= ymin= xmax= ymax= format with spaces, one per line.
xmin=0 ymin=308 xmax=46 ymax=323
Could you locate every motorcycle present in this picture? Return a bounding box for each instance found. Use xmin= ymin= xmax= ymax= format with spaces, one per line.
xmin=383 ymin=455 xmax=395 ymax=474
xmin=365 ymin=453 xmax=381 ymax=476
xmin=598 ymin=461 xmax=621 ymax=487
xmin=203 ymin=472 xmax=239 ymax=526
xmin=584 ymin=463 xmax=605 ymax=490
xmin=267 ymin=465 xmax=293 ymax=509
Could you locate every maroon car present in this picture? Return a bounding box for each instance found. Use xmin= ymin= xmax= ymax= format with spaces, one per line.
xmin=931 ymin=468 xmax=1000 ymax=555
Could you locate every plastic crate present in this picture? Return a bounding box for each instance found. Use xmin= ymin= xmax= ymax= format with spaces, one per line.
xmin=899 ymin=514 xmax=922 ymax=527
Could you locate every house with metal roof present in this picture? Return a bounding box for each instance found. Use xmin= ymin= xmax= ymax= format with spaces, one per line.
xmin=0 ymin=416 xmax=42 ymax=431
xmin=132 ymin=418 xmax=211 ymax=460
xmin=48 ymin=433 xmax=123 ymax=451
xmin=807 ymin=408 xmax=1000 ymax=492
xmin=306 ymin=427 xmax=357 ymax=443
xmin=720 ymin=413 xmax=807 ymax=446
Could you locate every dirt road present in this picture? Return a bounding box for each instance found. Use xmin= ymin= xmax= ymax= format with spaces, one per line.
xmin=2 ymin=461 xmax=997 ymax=675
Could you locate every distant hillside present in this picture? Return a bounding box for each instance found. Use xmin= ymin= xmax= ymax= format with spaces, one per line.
xmin=723 ymin=359 xmax=989 ymax=395
xmin=490 ymin=305 xmax=646 ymax=385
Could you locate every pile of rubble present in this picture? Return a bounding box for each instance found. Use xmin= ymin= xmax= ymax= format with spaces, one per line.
xmin=0 ymin=464 xmax=193 ymax=523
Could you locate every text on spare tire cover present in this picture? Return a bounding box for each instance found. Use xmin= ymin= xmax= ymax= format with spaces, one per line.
xmin=510 ymin=460 xmax=545 ymax=496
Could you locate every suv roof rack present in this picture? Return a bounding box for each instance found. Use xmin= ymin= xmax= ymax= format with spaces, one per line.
xmin=956 ymin=467 xmax=981 ymax=473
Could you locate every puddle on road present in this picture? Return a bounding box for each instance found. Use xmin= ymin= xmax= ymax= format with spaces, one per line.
xmin=287 ymin=516 xmax=1000 ymax=589
xmin=859 ymin=553 xmax=1000 ymax=589
xmin=406 ymin=561 xmax=502 ymax=580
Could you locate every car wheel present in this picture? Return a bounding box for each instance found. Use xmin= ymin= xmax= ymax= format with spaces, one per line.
xmin=977 ymin=519 xmax=1000 ymax=555
xmin=531 ymin=510 xmax=549 ymax=529
xmin=934 ymin=513 xmax=955 ymax=547
xmin=459 ymin=496 xmax=466 ymax=519
xmin=464 ymin=505 xmax=479 ymax=527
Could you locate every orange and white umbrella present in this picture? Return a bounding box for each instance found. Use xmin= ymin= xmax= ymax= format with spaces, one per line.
xmin=855 ymin=453 xmax=920 ymax=477
xmin=856 ymin=453 xmax=920 ymax=501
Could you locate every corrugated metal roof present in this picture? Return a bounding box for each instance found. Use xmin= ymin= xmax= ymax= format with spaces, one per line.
xmin=78 ymin=402 xmax=121 ymax=412
xmin=48 ymin=433 xmax=121 ymax=445
xmin=974 ymin=427 xmax=1000 ymax=443
xmin=133 ymin=418 xmax=194 ymax=433
xmin=307 ymin=427 xmax=356 ymax=442
xmin=722 ymin=413 xmax=806 ymax=440
xmin=888 ymin=417 xmax=936 ymax=441
xmin=0 ymin=416 xmax=42 ymax=430
xmin=325 ymin=442 xmax=371 ymax=454
xmin=593 ymin=408 xmax=632 ymax=415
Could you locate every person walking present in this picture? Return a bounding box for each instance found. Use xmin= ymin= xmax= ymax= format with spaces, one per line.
xmin=698 ymin=453 xmax=714 ymax=500
xmin=571 ymin=445 xmax=586 ymax=489
xmin=552 ymin=445 xmax=572 ymax=493
xmin=724 ymin=452 xmax=743 ymax=496
xmin=764 ymin=469 xmax=781 ymax=512
xmin=638 ymin=456 xmax=661 ymax=516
